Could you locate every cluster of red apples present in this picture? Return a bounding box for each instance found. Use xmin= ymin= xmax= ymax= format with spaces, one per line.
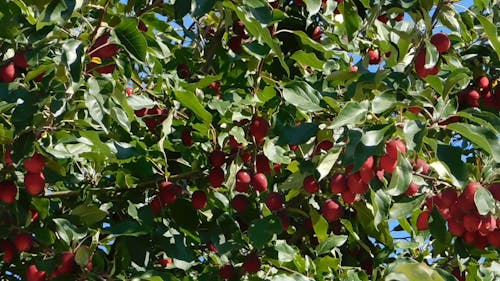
xmin=134 ymin=105 xmax=169 ymax=131
xmin=417 ymin=182 xmax=500 ymax=249
xmin=415 ymin=33 xmax=450 ymax=78
xmin=0 ymin=51 xmax=44 ymax=83
xmin=458 ymin=75 xmax=500 ymax=110
xmin=86 ymin=33 xmax=119 ymax=74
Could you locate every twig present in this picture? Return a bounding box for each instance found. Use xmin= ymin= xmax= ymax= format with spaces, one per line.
xmin=87 ymin=0 xmax=112 ymax=52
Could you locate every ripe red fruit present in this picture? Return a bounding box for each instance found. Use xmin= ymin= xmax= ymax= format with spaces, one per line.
xmin=316 ymin=140 xmax=333 ymax=152
xmin=488 ymin=183 xmax=500 ymax=201
xmin=137 ymin=20 xmax=148 ymax=32
xmin=311 ymin=26 xmax=322 ymax=42
xmin=24 ymin=172 xmax=46 ymax=196
xmin=265 ymin=192 xmax=283 ymax=211
xmin=0 ymin=63 xmax=17 ymax=83
xmin=158 ymin=258 xmax=172 ymax=266
xmin=159 ymin=181 xmax=179 ymax=205
xmin=395 ymin=13 xmax=404 ymax=21
xmin=430 ymin=33 xmax=451 ymax=53
xmin=416 ymin=210 xmax=430 ymax=231
xmin=413 ymin=158 xmax=430 ymax=175
xmin=347 ymin=173 xmax=368 ymax=194
xmin=252 ymin=173 xmax=268 ymax=192
xmin=448 ymin=219 xmax=465 ymax=237
xmin=487 ymin=229 xmax=500 ymax=247
xmin=57 ymin=252 xmax=76 ymax=275
xmin=219 ymin=264 xmax=234 ymax=280
xmin=414 ymin=48 xmax=439 ymax=78
xmin=408 ymin=106 xmax=421 ymax=114
xmin=303 ymin=175 xmax=320 ymax=193
xmin=250 ymin=117 xmax=270 ymax=144
xmin=463 ymin=182 xmax=480 ymax=201
xmin=14 ymin=233 xmax=33 ymax=252
xmin=23 ymin=153 xmax=45 ymax=173
xmin=0 ymin=239 xmax=16 ymax=263
xmin=233 ymin=21 xmax=246 ymax=36
xmin=191 ymin=190 xmax=208 ymax=210
xmin=228 ymin=36 xmax=243 ymax=53
xmin=463 ymin=231 xmax=477 ymax=244
xmin=177 ymin=64 xmax=190 ymax=79
xmin=240 ymin=151 xmax=252 ymax=163
xmin=386 ymin=139 xmax=406 ymax=158
xmin=379 ymin=154 xmax=397 ymax=174
xmin=26 ymin=264 xmax=46 ymax=281
xmin=479 ymin=215 xmax=496 ymax=235
xmin=209 ymin=167 xmax=225 ymax=188
xmin=256 ymin=154 xmax=271 ymax=175
xmin=463 ymin=89 xmax=480 ymax=107
xmin=322 ymin=199 xmax=343 ymax=222
xmin=236 ymin=170 xmax=252 ymax=192
xmin=243 ymin=254 xmax=261 ymax=274
xmin=150 ymin=196 xmax=162 ymax=215
xmin=13 ymin=52 xmax=29 ymax=69
xmin=209 ymin=150 xmax=225 ymax=167
xmin=377 ymin=15 xmax=389 ymax=23
xmin=477 ymin=76 xmax=490 ymax=90
xmin=367 ymin=49 xmax=380 ymax=64
xmin=231 ymin=194 xmax=249 ymax=212
xmin=359 ymin=156 xmax=375 ymax=184
xmin=405 ymin=182 xmax=419 ymax=196
xmin=294 ymin=0 xmax=305 ymax=6
xmin=341 ymin=191 xmax=357 ymax=204
xmin=181 ymin=130 xmax=194 ymax=147
xmin=330 ymin=173 xmax=347 ymax=194
xmin=463 ymin=214 xmax=481 ymax=233
xmin=452 ymin=268 xmax=466 ymax=281
xmin=439 ymin=189 xmax=458 ymax=208
xmin=349 ymin=65 xmax=358 ymax=72
xmin=277 ymin=210 xmax=290 ymax=230
xmin=125 ymin=87 xmax=133 ymax=96
xmin=0 ymin=181 xmax=17 ymax=204
xmin=134 ymin=108 xmax=148 ymax=117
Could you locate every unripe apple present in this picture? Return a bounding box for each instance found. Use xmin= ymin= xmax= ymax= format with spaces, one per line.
xmin=430 ymin=32 xmax=451 ymax=53
xmin=209 ymin=150 xmax=225 ymax=167
xmin=177 ymin=64 xmax=190 ymax=79
xmin=487 ymin=229 xmax=500 ymax=247
xmin=405 ymin=182 xmax=419 ymax=196
xmin=322 ymin=199 xmax=343 ymax=222
xmin=13 ymin=52 xmax=29 ymax=69
xmin=181 ymin=130 xmax=194 ymax=147
xmin=219 ymin=264 xmax=234 ymax=280
xmin=330 ymin=173 xmax=347 ymax=194
xmin=303 ymin=175 xmax=320 ymax=193
xmin=231 ymin=194 xmax=249 ymax=212
xmin=24 ymin=172 xmax=46 ymax=196
xmin=367 ymin=49 xmax=380 ymax=64
xmin=476 ymin=76 xmax=490 ymax=90
xmin=14 ymin=233 xmax=33 ymax=252
xmin=256 ymin=154 xmax=271 ymax=175
xmin=265 ymin=192 xmax=283 ymax=211
xmin=341 ymin=191 xmax=357 ymax=204
xmin=252 ymin=173 xmax=268 ymax=192
xmin=416 ymin=210 xmax=430 ymax=230
xmin=228 ymin=36 xmax=243 ymax=53
xmin=23 ymin=153 xmax=45 ymax=173
xmin=191 ymin=190 xmax=208 ymax=210
xmin=236 ymin=170 xmax=252 ymax=192
xmin=0 ymin=239 xmax=16 ymax=263
xmin=448 ymin=219 xmax=465 ymax=237
xmin=0 ymin=63 xmax=17 ymax=83
xmin=488 ymin=183 xmax=500 ymax=201
xmin=243 ymin=254 xmax=261 ymax=274
xmin=209 ymin=167 xmax=225 ymax=188
xmin=26 ymin=264 xmax=46 ymax=281
xmin=463 ymin=214 xmax=481 ymax=233
xmin=0 ymin=181 xmax=17 ymax=204
xmin=250 ymin=117 xmax=270 ymax=144
xmin=359 ymin=156 xmax=375 ymax=184
xmin=347 ymin=172 xmax=368 ymax=194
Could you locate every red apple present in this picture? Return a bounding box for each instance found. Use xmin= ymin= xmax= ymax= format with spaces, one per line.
xmin=311 ymin=26 xmax=322 ymax=42
xmin=349 ymin=65 xmax=358 ymax=72
xmin=14 ymin=233 xmax=33 ymax=252
xmin=416 ymin=210 xmax=430 ymax=230
xmin=13 ymin=52 xmax=29 ymax=69
xmin=322 ymin=199 xmax=343 ymax=222
xmin=150 ymin=196 xmax=162 ymax=215
xmin=0 ymin=239 xmax=16 ymax=263
xmin=439 ymin=189 xmax=458 ymax=208
xmin=478 ymin=215 xmax=496 ymax=235
xmin=303 ymin=175 xmax=320 ymax=193
xmin=0 ymin=181 xmax=17 ymax=204
xmin=256 ymin=154 xmax=271 ymax=175
xmin=342 ymin=191 xmax=357 ymax=204
xmin=395 ymin=13 xmax=404 ymax=21
xmin=209 ymin=167 xmax=225 ymax=188
xmin=488 ymin=183 xmax=500 ymax=201
xmin=231 ymin=194 xmax=249 ymax=212
xmin=463 ymin=231 xmax=477 ymax=244
xmin=405 ymin=182 xmax=419 ymax=196
xmin=463 ymin=214 xmax=481 ymax=233
xmin=487 ymin=229 xmax=500 ymax=247
xmin=23 ymin=153 xmax=45 ymax=173
xmin=347 ymin=172 xmax=368 ymax=194
xmin=26 ymin=264 xmax=46 ymax=281
xmin=377 ymin=15 xmax=389 ymax=23
xmin=181 ymin=130 xmax=194 ymax=147
xmin=243 ymin=254 xmax=261 ymax=274
xmin=177 ymin=64 xmax=190 ymax=79
xmin=138 ymin=20 xmax=148 ymax=32
xmin=159 ymin=181 xmax=178 ymax=205
xmin=0 ymin=63 xmax=17 ymax=83
xmin=24 ymin=172 xmax=46 ymax=195
xmin=413 ymin=158 xmax=430 ymax=175
xmin=463 ymin=182 xmax=480 ymax=201
xmin=379 ymin=154 xmax=397 ymax=174
xmin=191 ymin=190 xmax=208 ymax=210
xmin=367 ymin=49 xmax=380 ymax=64
xmin=265 ymin=192 xmax=283 ymax=211
xmin=209 ymin=150 xmax=225 ymax=167
xmin=219 ymin=264 xmax=234 ymax=280
xmin=448 ymin=219 xmax=465 ymax=237
xmin=252 ymin=173 xmax=268 ymax=192
xmin=476 ymin=76 xmax=490 ymax=90
xmin=359 ymin=156 xmax=375 ymax=184
xmin=236 ymin=170 xmax=252 ymax=192
xmin=330 ymin=173 xmax=347 ymax=194
xmin=233 ymin=21 xmax=246 ymax=36
xmin=386 ymin=139 xmax=406 ymax=158
xmin=228 ymin=36 xmax=243 ymax=53
xmin=250 ymin=117 xmax=269 ymax=144
xmin=430 ymin=32 xmax=451 ymax=53
xmin=125 ymin=87 xmax=133 ymax=96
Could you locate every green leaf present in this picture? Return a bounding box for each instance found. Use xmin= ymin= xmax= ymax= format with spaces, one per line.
xmin=315 ymin=235 xmax=348 ymax=255
xmin=62 ymin=39 xmax=83 ymax=82
xmin=282 ymin=81 xmax=323 ymax=113
xmin=389 ymin=195 xmax=426 ymax=219
xmin=174 ymin=90 xmax=212 ymax=124
xmin=429 ymin=208 xmax=449 ymax=242
xmin=327 ymin=101 xmax=368 ymax=129
xmin=291 ymin=50 xmax=324 ymax=69
xmin=75 ymin=246 xmax=91 ymax=267
xmin=385 ymin=154 xmax=413 ymax=196
xmin=310 ymin=209 xmax=329 ymax=242
xmin=424 ymin=42 xmax=439 ymax=69
xmin=52 ymin=218 xmax=87 ymax=245
xmin=403 ymin=120 xmax=427 ymax=152
xmin=342 ymin=1 xmax=361 ymax=40
xmin=395 ymin=263 xmax=446 ymax=281
xmin=474 ymin=187 xmax=495 ymax=215
xmin=111 ymin=107 xmax=131 ymax=132
xmin=476 ymin=14 xmax=500 ymax=59
xmin=371 ymin=92 xmax=396 ymax=114
xmin=193 ymin=0 xmax=216 ymax=17
xmin=248 ymin=215 xmax=283 ymax=248
xmin=170 ymin=199 xmax=199 ymax=231
xmin=371 ymin=189 xmax=391 ymax=230
xmin=316 ymin=148 xmax=341 ymax=181
xmin=446 ymin=123 xmax=500 ymax=163
xmin=71 ymin=204 xmax=107 ymax=226
xmin=435 ymin=144 xmax=468 ymax=187
xmin=277 ymin=123 xmax=319 ymax=145
xmin=275 ymin=240 xmax=296 ymax=262
xmin=257 ymin=86 xmax=276 ymax=104
xmin=115 ymin=17 xmax=148 ymax=61
xmin=303 ymin=0 xmax=321 ymax=15
xmin=264 ymin=138 xmax=291 ymax=164
xmin=174 ymin=0 xmax=191 ymax=19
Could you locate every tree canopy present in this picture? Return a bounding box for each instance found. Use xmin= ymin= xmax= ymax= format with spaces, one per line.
xmin=0 ymin=0 xmax=499 ymax=280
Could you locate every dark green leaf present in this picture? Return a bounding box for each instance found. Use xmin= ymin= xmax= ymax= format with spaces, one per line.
xmin=328 ymin=101 xmax=368 ymax=129
xmin=390 ymin=195 xmax=426 ymax=219
xmin=282 ymin=81 xmax=323 ymax=112
xmin=315 ymin=235 xmax=348 ymax=255
xmin=71 ymin=204 xmax=107 ymax=226
xmin=169 ymin=199 xmax=199 ymax=231
xmin=115 ymin=18 xmax=148 ymax=61
xmin=248 ymin=215 xmax=282 ymax=249
xmin=174 ymin=90 xmax=213 ymax=124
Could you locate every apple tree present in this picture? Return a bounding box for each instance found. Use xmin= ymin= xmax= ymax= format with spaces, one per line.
xmin=0 ymin=0 xmax=499 ymax=280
